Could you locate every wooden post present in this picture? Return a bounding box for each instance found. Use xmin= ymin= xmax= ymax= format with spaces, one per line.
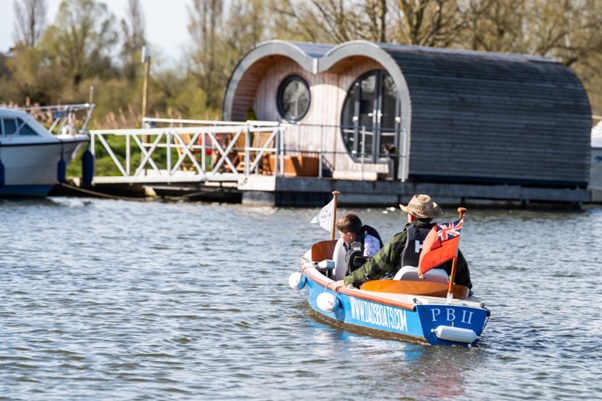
xmin=331 ymin=191 xmax=340 ymax=240
xmin=447 ymin=207 xmax=467 ymax=303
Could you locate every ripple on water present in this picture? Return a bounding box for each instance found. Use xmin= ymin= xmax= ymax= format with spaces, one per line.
xmin=0 ymin=201 xmax=601 ymax=400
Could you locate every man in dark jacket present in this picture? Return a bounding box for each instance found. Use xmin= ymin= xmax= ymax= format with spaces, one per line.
xmin=335 ymin=194 xmax=472 ymax=289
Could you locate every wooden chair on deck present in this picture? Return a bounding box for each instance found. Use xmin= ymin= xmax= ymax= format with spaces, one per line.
xmin=235 ymin=131 xmax=274 ymax=174
xmin=255 ymin=131 xmax=275 ymax=174
xmin=236 ymin=131 xmax=273 ymax=174
xmin=211 ymin=133 xmax=240 ymax=173
xmin=175 ymin=133 xmax=197 ymax=171
xmin=177 ymin=132 xmax=225 ymax=171
xmin=234 ymin=133 xmax=248 ymax=173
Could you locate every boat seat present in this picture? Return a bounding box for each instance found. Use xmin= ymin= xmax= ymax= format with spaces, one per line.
xmin=393 ymin=266 xmax=449 ymax=283
xmin=310 ymin=240 xmax=338 ymax=262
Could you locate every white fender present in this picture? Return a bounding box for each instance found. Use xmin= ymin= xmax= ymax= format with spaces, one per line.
xmin=432 ymin=325 xmax=479 ymax=343
xmin=316 ymin=292 xmax=338 ymax=313
xmin=332 ymin=238 xmax=348 ymax=280
xmin=288 ymin=272 xmax=306 ymax=290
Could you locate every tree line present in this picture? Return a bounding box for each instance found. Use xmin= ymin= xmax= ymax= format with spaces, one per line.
xmin=1 ymin=0 xmax=601 ymax=130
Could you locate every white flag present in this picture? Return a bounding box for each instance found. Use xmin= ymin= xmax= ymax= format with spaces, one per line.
xmin=311 ymin=198 xmax=335 ymax=233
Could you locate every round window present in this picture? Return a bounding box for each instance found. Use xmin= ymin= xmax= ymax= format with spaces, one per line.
xmin=277 ymin=75 xmax=311 ymax=122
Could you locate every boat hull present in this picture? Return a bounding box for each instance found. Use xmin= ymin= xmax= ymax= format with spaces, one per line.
xmin=0 ymin=138 xmax=87 ymax=197
xmin=299 ymin=265 xmax=489 ymax=346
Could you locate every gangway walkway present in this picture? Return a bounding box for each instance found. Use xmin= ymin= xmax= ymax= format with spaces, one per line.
xmin=83 ymin=117 xmax=418 ymax=205
xmin=89 ymin=118 xmax=286 ymax=185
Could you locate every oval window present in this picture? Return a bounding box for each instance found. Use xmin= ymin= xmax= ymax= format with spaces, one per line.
xmin=277 ymin=75 xmax=311 ymax=122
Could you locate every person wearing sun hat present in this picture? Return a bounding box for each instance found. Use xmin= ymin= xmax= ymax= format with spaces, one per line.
xmin=400 ymin=194 xmax=443 ymax=220
xmin=336 ymin=194 xmax=472 ymax=289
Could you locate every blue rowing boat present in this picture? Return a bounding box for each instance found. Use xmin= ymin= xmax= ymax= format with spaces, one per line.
xmin=289 ymin=239 xmax=491 ymax=346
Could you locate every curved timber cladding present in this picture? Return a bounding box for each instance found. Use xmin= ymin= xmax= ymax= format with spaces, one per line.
xmin=223 ymin=40 xmax=592 ymax=188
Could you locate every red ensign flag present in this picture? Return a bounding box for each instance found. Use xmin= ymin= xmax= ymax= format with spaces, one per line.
xmin=418 ymin=217 xmax=464 ymax=274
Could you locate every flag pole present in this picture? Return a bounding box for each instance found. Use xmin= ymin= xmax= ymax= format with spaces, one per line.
xmin=330 ymin=191 xmax=340 ymax=240
xmin=446 ymin=207 xmax=467 ymax=304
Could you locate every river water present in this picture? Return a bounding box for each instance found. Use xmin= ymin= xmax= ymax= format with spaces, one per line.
xmin=0 ymin=198 xmax=600 ymax=400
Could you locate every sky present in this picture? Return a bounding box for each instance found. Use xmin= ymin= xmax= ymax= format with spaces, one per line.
xmin=0 ymin=0 xmax=191 ymax=64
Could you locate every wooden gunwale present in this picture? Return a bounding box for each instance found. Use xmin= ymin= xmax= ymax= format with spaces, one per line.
xmin=302 ymin=264 xmax=481 ymax=310
xmin=361 ymin=280 xmax=470 ymax=299
xmin=302 ymin=264 xmax=417 ymax=311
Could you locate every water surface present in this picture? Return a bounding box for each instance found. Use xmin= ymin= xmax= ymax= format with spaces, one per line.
xmin=1 ymin=198 xmax=600 ymax=400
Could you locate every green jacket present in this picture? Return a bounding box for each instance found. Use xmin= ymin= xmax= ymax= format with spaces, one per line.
xmin=343 ymin=220 xmax=472 ymax=289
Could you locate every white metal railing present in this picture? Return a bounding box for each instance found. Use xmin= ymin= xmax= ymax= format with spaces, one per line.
xmin=21 ymin=103 xmax=95 ymax=136
xmin=89 ymin=120 xmax=282 ymax=182
xmin=88 ymin=119 xmax=408 ymax=183
xmin=282 ymin=122 xmax=409 ymax=181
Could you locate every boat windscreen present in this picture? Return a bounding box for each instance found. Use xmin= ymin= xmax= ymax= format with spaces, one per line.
xmin=16 ymin=118 xmax=39 ymax=136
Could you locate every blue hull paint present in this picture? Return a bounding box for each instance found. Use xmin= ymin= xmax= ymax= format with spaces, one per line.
xmin=0 ymin=185 xmax=53 ymax=197
xmin=306 ymin=278 xmax=423 ymax=339
xmin=302 ymin=268 xmax=489 ymax=346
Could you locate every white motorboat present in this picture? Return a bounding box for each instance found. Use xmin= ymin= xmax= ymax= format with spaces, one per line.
xmin=0 ymin=104 xmax=92 ymax=197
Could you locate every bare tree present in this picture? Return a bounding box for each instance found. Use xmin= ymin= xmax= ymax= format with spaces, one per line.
xmin=269 ymin=0 xmax=327 ymax=43
xmin=368 ymin=0 xmax=388 ymax=42
xmin=529 ymin=0 xmax=602 ymax=113
xmin=225 ymin=0 xmax=266 ymax=45
xmin=187 ymin=0 xmax=225 ymax=109
xmin=223 ymin=0 xmax=267 ymax=63
xmin=388 ymin=0 xmax=466 ymax=47
xmin=12 ymin=0 xmax=47 ymax=49
xmin=269 ymin=0 xmax=389 ymax=44
xmin=120 ymin=0 xmax=147 ymax=81
xmin=526 ymin=0 xmax=602 ymax=67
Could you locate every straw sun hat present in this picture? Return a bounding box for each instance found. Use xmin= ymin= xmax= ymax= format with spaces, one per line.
xmin=399 ymin=194 xmax=442 ymax=219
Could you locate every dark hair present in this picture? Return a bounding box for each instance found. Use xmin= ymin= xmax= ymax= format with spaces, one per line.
xmin=335 ymin=213 xmax=363 ymax=234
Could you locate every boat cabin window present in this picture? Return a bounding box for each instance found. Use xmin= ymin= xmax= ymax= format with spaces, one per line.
xmin=16 ymin=118 xmax=38 ymax=136
xmin=2 ymin=118 xmax=18 ymax=135
xmin=0 ymin=117 xmax=39 ymax=136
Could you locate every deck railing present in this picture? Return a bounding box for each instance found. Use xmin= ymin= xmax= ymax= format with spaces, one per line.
xmin=21 ymin=103 xmax=95 ymax=136
xmin=89 ymin=120 xmax=274 ymax=182
xmin=87 ymin=118 xmax=408 ymax=183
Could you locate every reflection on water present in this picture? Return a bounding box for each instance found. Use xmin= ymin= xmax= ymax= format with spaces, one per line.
xmin=0 ymin=198 xmax=600 ymax=400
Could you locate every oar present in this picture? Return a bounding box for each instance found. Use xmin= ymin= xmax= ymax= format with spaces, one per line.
xmin=446 ymin=207 xmax=467 ymax=304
